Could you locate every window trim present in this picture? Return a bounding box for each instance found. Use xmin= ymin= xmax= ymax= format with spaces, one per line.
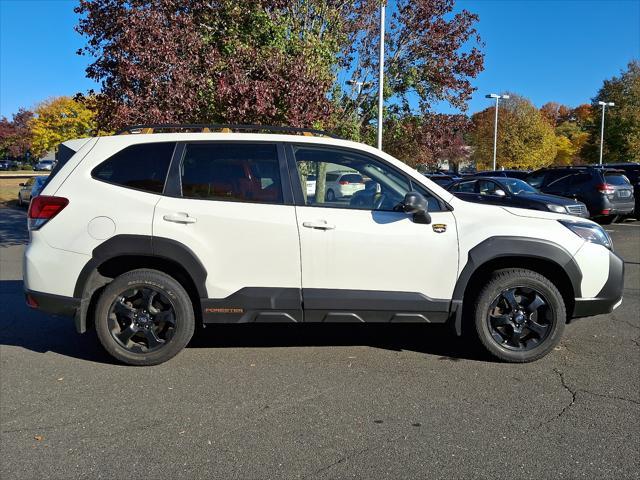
xmin=164 ymin=141 xmax=294 ymax=206
xmin=90 ymin=141 xmax=178 ymax=195
xmin=284 ymin=143 xmax=450 ymax=213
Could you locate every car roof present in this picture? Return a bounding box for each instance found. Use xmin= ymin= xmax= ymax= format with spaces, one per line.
xmin=453 ymin=176 xmax=514 ymax=182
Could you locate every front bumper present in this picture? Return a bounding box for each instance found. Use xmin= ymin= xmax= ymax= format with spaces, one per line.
xmin=572 ymin=250 xmax=625 ymax=318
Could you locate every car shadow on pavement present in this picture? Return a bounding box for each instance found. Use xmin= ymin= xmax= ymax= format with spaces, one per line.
xmin=1 ymin=279 xmax=490 ymax=365
xmin=0 ymin=206 xmax=28 ymax=246
xmin=189 ymin=323 xmax=491 ymax=362
xmin=0 ymin=280 xmax=117 ymax=364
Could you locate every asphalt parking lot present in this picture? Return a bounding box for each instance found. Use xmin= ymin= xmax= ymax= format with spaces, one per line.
xmin=1 ymin=206 xmax=638 ymax=480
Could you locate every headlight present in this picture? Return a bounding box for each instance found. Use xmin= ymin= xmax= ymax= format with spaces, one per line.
xmin=547 ymin=204 xmax=568 ymax=213
xmin=558 ymin=220 xmax=613 ymax=250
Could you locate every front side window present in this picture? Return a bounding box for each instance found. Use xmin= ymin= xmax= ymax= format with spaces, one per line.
xmin=478 ymin=180 xmax=500 ymax=195
xmin=181 ymin=143 xmax=282 ymax=204
xmin=92 ymin=142 xmax=175 ymax=194
xmin=452 ymin=180 xmax=477 ymax=193
xmin=293 ymin=146 xmax=443 ymax=212
xmin=502 ymin=178 xmax=537 ymax=195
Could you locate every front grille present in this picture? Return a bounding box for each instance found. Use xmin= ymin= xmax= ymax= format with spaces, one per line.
xmin=566 ymin=204 xmax=588 ymax=216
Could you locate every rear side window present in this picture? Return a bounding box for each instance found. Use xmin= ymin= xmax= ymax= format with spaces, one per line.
xmin=340 ymin=174 xmax=363 ymax=183
xmin=526 ymin=171 xmax=545 ymax=188
xmin=181 ymin=143 xmax=282 ymax=204
xmin=604 ymin=172 xmax=631 ymax=186
xmin=570 ymin=173 xmax=592 ymax=186
xmin=92 ymin=142 xmax=175 ymax=193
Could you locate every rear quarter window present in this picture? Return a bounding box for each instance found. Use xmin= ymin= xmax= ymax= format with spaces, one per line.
xmin=604 ymin=173 xmax=631 ymax=186
xmin=92 ymin=142 xmax=176 ymax=193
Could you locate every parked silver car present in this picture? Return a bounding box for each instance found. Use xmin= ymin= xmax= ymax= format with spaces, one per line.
xmin=18 ymin=176 xmax=47 ymax=207
xmin=34 ymin=160 xmax=54 ymax=171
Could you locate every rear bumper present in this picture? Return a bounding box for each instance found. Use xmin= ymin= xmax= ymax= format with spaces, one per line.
xmin=25 ymin=289 xmax=80 ymax=317
xmin=572 ymin=250 xmax=624 ymax=318
xmin=600 ymin=199 xmax=635 ymax=215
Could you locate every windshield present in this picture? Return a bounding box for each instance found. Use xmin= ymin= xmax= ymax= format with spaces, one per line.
xmin=501 ymin=178 xmax=538 ymax=195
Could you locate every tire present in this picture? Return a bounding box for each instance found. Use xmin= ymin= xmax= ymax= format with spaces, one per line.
xmin=17 ymin=193 xmax=23 ymax=207
xmin=472 ymin=268 xmax=565 ymax=363
xmin=326 ymin=189 xmax=335 ymax=202
xmin=94 ymin=269 xmax=195 ymax=366
xmin=598 ymin=215 xmax=616 ymax=225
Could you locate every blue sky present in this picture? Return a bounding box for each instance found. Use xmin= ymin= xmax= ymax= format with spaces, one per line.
xmin=1 ymin=0 xmax=639 ymax=118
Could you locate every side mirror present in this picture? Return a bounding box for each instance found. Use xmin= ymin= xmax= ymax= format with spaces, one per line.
xmin=19 ymin=183 xmax=25 ymax=186
xmin=402 ymin=192 xmax=431 ymax=224
xmin=494 ymin=189 xmax=507 ymax=197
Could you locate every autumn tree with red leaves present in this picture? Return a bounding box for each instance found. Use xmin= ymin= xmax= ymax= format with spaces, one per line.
xmin=75 ymin=0 xmax=484 ymax=165
xmin=0 ymin=109 xmax=33 ymax=160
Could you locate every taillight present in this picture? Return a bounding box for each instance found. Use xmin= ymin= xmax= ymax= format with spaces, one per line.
xmin=28 ymin=196 xmax=69 ymax=230
xmin=596 ymin=183 xmax=615 ymax=195
xmin=339 ymin=180 xmax=349 ymax=185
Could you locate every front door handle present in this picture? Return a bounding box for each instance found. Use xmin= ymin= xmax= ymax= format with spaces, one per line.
xmin=302 ymin=221 xmax=335 ymax=230
xmin=163 ymin=212 xmax=197 ymax=224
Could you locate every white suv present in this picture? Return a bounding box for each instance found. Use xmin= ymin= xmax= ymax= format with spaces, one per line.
xmin=324 ymin=171 xmax=365 ymax=201
xmin=24 ymin=126 xmax=624 ymax=365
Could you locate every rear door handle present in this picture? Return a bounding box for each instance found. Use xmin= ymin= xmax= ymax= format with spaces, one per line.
xmin=163 ymin=212 xmax=197 ymax=224
xmin=302 ymin=221 xmax=335 ymax=230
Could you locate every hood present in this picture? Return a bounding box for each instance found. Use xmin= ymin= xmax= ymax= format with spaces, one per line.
xmin=501 ymin=206 xmax=599 ymax=226
xmin=516 ymin=191 xmax=581 ymax=206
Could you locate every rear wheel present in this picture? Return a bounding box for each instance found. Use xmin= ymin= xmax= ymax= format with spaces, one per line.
xmin=598 ymin=215 xmax=617 ymax=225
xmin=326 ymin=189 xmax=336 ymax=202
xmin=473 ymin=269 xmax=565 ymax=363
xmin=94 ymin=269 xmax=195 ymax=366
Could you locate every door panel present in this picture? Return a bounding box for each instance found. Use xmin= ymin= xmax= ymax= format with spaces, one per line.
xmin=296 ymin=206 xmax=458 ymax=307
xmin=154 ymin=199 xmax=302 ymax=299
xmin=290 ymin=145 xmax=459 ymax=321
xmin=154 ymin=141 xmax=303 ymax=322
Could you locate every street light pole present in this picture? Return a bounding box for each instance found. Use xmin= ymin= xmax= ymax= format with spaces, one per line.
xmin=346 ymin=80 xmax=372 ymax=123
xmin=485 ymin=93 xmax=510 ymax=170
xmin=377 ymin=1 xmax=386 ymax=150
xmin=598 ymin=101 xmax=615 ymax=166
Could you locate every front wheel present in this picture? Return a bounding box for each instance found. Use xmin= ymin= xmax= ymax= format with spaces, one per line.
xmin=473 ymin=268 xmax=566 ymax=363
xmin=94 ymin=269 xmax=195 ymax=366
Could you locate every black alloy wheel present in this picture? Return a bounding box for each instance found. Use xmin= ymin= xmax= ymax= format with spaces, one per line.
xmin=473 ymin=268 xmax=566 ymax=363
xmin=94 ymin=269 xmax=195 ymax=366
xmin=107 ymin=286 xmax=177 ymax=353
xmin=486 ymin=287 xmax=553 ymax=351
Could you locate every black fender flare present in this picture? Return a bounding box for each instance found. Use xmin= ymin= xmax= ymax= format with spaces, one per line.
xmin=73 ymin=235 xmax=208 ymax=332
xmin=450 ymin=236 xmax=582 ymax=335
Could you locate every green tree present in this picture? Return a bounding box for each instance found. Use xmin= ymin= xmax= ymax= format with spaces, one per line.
xmin=583 ymin=60 xmax=640 ymax=163
xmin=554 ymin=120 xmax=589 ymax=165
xmin=470 ymin=94 xmax=557 ymax=170
xmin=29 ymin=97 xmax=97 ymax=159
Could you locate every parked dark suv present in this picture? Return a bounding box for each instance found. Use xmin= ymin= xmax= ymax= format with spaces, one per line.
xmin=595 ymin=163 xmax=640 ymax=218
xmin=526 ymin=167 xmax=635 ymax=223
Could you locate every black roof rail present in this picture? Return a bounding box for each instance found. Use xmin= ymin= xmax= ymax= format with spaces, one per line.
xmin=116 ymin=123 xmax=343 ymax=139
